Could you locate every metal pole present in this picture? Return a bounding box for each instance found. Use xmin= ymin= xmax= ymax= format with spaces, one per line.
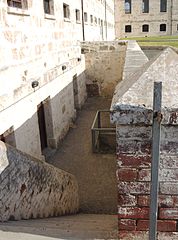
xmin=149 ymin=82 xmax=162 ymax=240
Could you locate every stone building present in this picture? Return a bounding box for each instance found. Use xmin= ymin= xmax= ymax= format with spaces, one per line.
xmin=115 ymin=0 xmax=178 ymax=38
xmin=0 ymin=0 xmax=115 ymax=160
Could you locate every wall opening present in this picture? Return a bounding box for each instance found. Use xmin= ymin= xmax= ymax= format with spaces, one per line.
xmin=43 ymin=0 xmax=54 ymax=15
xmin=125 ymin=0 xmax=131 ymax=14
xmin=0 ymin=126 xmax=16 ymax=147
xmin=125 ymin=25 xmax=132 ymax=32
xmin=160 ymin=23 xmax=166 ymax=31
xmin=63 ymin=3 xmax=70 ymax=19
xmin=142 ymin=24 xmax=149 ymax=32
xmin=142 ymin=0 xmax=149 ymax=13
xmin=160 ymin=0 xmax=167 ymax=12
xmin=7 ymin=0 xmax=28 ymax=9
xmin=37 ymin=101 xmax=48 ymax=151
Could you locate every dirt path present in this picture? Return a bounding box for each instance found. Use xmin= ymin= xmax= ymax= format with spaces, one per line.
xmin=48 ymin=97 xmax=117 ymax=214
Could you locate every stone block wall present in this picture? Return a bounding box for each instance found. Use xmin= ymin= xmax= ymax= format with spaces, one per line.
xmin=115 ymin=0 xmax=178 ymax=38
xmin=111 ymin=107 xmax=178 ymax=239
xmin=0 ymin=141 xmax=79 ymax=221
xmin=81 ymin=41 xmax=127 ymax=98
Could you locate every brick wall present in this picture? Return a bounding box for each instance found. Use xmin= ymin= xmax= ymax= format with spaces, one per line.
xmin=0 ymin=141 xmax=79 ymax=221
xmin=112 ymin=107 xmax=178 ymax=239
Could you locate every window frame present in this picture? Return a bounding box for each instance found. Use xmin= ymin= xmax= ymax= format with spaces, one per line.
xmin=142 ymin=0 xmax=149 ymax=13
xmin=63 ymin=3 xmax=70 ymax=19
xmin=142 ymin=24 xmax=149 ymax=32
xmin=160 ymin=0 xmax=167 ymax=12
xmin=75 ymin=9 xmax=80 ymax=23
xmin=125 ymin=25 xmax=132 ymax=33
xmin=84 ymin=12 xmax=88 ymax=23
xmin=160 ymin=23 xmax=166 ymax=31
xmin=125 ymin=0 xmax=131 ymax=14
xmin=43 ymin=0 xmax=54 ymax=15
xmin=7 ymin=0 xmax=28 ymax=9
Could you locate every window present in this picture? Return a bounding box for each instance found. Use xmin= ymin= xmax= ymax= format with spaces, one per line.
xmin=75 ymin=9 xmax=80 ymax=22
xmin=98 ymin=18 xmax=101 ymax=25
xmin=125 ymin=25 xmax=132 ymax=32
xmin=125 ymin=0 xmax=131 ymax=14
xmin=63 ymin=3 xmax=70 ymax=19
xmin=90 ymin=15 xmax=93 ymax=24
xmin=142 ymin=0 xmax=149 ymax=13
xmin=160 ymin=23 xmax=166 ymax=31
xmin=7 ymin=0 xmax=28 ymax=9
xmin=177 ymin=24 xmax=178 ymax=31
xmin=44 ymin=0 xmax=54 ymax=15
xmin=94 ymin=17 xmax=97 ymax=25
xmin=142 ymin=24 xmax=149 ymax=32
xmin=84 ymin=12 xmax=88 ymax=22
xmin=160 ymin=0 xmax=167 ymax=12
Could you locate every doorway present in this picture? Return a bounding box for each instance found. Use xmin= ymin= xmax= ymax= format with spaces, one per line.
xmin=37 ymin=101 xmax=48 ymax=151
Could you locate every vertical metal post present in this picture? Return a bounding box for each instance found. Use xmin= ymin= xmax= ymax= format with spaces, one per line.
xmin=149 ymin=82 xmax=162 ymax=240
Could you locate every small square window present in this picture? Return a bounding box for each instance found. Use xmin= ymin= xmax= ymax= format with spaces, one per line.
xmin=142 ymin=24 xmax=149 ymax=32
xmin=160 ymin=23 xmax=166 ymax=31
xmin=125 ymin=25 xmax=132 ymax=32
xmin=75 ymin=9 xmax=80 ymax=22
xmin=44 ymin=0 xmax=54 ymax=15
xmin=63 ymin=3 xmax=70 ymax=19
xmin=84 ymin=12 xmax=88 ymax=22
xmin=7 ymin=0 xmax=28 ymax=9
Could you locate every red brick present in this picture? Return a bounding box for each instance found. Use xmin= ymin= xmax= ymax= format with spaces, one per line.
xmin=117 ymin=154 xmax=151 ymax=168
xmin=160 ymin=208 xmax=178 ymax=219
xmin=117 ymin=140 xmax=151 ymax=155
xmin=117 ymin=168 xmax=137 ymax=181
xmin=118 ymin=182 xmax=150 ymax=195
xmin=119 ymin=219 xmax=136 ymax=231
xmin=138 ymin=169 xmax=151 ymax=181
xmin=138 ymin=195 xmax=149 ymax=207
xmin=137 ymin=220 xmax=177 ymax=232
xmin=138 ymin=195 xmax=176 ymax=208
xmin=118 ymin=195 xmax=137 ymax=207
xmin=118 ymin=207 xmax=149 ymax=219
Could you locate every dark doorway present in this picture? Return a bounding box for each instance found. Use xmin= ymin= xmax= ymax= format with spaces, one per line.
xmin=73 ymin=74 xmax=79 ymax=109
xmin=37 ymin=102 xmax=48 ymax=151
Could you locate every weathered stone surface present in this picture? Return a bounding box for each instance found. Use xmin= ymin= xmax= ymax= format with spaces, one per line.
xmin=81 ymin=41 xmax=126 ymax=98
xmin=0 ymin=141 xmax=79 ymax=222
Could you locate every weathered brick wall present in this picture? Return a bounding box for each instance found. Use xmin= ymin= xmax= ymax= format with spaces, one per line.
xmin=111 ymin=107 xmax=178 ymax=239
xmin=81 ymin=41 xmax=127 ymax=97
xmin=0 ymin=141 xmax=79 ymax=221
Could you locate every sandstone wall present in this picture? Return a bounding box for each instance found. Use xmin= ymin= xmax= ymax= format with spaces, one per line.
xmin=115 ymin=0 xmax=178 ymax=38
xmin=0 ymin=141 xmax=79 ymax=221
xmin=81 ymin=41 xmax=127 ymax=98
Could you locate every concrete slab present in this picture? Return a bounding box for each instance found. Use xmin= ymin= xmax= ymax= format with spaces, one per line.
xmin=0 ymin=214 xmax=118 ymax=240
